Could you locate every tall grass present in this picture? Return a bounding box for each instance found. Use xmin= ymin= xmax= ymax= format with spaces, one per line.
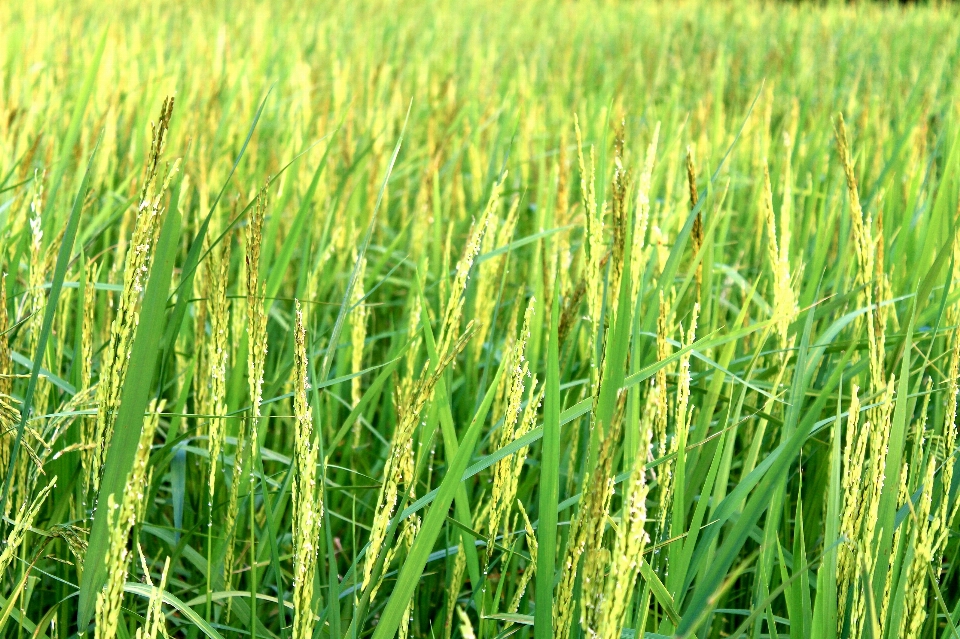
xmin=2 ymin=1 xmax=960 ymax=638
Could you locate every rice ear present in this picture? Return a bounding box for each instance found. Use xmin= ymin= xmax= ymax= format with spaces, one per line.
xmin=292 ymin=300 xmax=322 ymax=639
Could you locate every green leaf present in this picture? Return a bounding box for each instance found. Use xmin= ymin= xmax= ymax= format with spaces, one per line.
xmin=370 ymin=358 xmax=505 ymax=639
xmin=123 ymin=582 xmax=226 ymax=639
xmin=534 ymin=288 xmax=561 ymax=639
xmin=870 ymin=309 xmax=913 ymax=602
xmin=639 ymin=557 xmax=681 ymax=626
xmin=486 ymin=613 xmax=534 ymax=626
xmin=77 ymin=180 xmax=183 ymax=631
xmin=476 ymin=225 xmax=575 ymax=264
xmin=811 ymin=393 xmax=843 ymax=639
xmin=418 ymin=279 xmax=483 ymax=611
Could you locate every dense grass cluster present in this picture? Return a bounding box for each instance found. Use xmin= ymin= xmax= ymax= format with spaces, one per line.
xmin=3 ymin=1 xmax=960 ymax=638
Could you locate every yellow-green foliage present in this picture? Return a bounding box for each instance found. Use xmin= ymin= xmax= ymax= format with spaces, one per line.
xmin=2 ymin=2 xmax=960 ymax=639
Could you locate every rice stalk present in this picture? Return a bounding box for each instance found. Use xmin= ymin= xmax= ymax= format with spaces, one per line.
xmin=436 ymin=176 xmax=501 ymax=361
xmin=596 ymin=405 xmax=651 ymax=639
xmin=0 ymin=273 xmax=15 ymax=480
xmin=457 ymin=606 xmax=476 ymax=639
xmin=205 ymin=236 xmax=231 ymax=499
xmin=486 ymin=296 xmax=537 ymax=560
xmin=472 ymin=196 xmax=520 ymax=360
xmin=134 ymin=554 xmax=170 ymax=639
xmin=935 ymin=226 xmax=960 ymax=553
xmin=222 ymin=408 xmax=248 ymax=617
xmin=78 ymin=260 xmax=101 ymax=500
xmin=653 ymin=291 xmax=673 ymax=541
xmin=657 ymin=303 xmax=698 ymax=538
xmin=443 ymin=540 xmax=468 ymax=639
xmin=193 ymin=229 xmax=212 ymax=438
xmin=350 ymin=251 xmax=367 ymax=443
xmin=835 ymin=113 xmax=885 ymax=392
xmin=762 ymin=161 xmax=796 ymax=348
xmin=631 ymin=123 xmax=660 ymax=306
xmin=203 ymin=233 xmax=231 ymax=615
xmin=900 ymin=456 xmax=935 ymax=639
xmin=360 ymin=328 xmax=476 ymax=597
xmin=292 ymin=300 xmax=323 ymax=639
xmin=686 ymin=146 xmax=703 ymax=301
xmin=606 ymin=123 xmax=629 ymax=320
xmin=0 ymin=477 xmax=54 ymax=577
xmin=555 ymin=403 xmax=621 ymax=639
xmin=26 ymin=170 xmax=45 ymax=365
xmin=575 ymin=115 xmax=604 ymax=331
xmin=361 ymin=188 xmax=495 ymax=599
xmin=246 ymin=182 xmax=269 ymax=428
xmin=243 ymin=180 xmax=269 ymax=627
xmin=91 ymin=98 xmax=177 ymax=501
xmin=838 ymin=385 xmax=865 ymax=627
xmin=94 ymin=401 xmax=162 ymax=639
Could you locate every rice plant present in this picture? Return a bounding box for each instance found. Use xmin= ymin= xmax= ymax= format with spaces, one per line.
xmin=3 ymin=1 xmax=960 ymax=638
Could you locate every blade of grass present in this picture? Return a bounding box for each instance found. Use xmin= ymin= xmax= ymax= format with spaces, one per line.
xmin=77 ymin=173 xmax=182 ymax=630
xmin=417 ymin=279 xmax=483 ymax=612
xmin=534 ymin=287 xmax=560 ymax=639
xmin=370 ymin=359 xmax=504 ymax=639
xmin=123 ymin=582 xmax=226 ymax=639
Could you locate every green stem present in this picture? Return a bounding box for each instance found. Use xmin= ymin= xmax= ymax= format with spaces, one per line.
xmin=207 ymin=493 xmax=213 ymax=622
xmin=250 ymin=418 xmax=258 ymax=639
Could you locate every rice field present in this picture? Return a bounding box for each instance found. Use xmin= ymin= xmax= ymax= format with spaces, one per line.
xmin=3 ymin=1 xmax=960 ymax=638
